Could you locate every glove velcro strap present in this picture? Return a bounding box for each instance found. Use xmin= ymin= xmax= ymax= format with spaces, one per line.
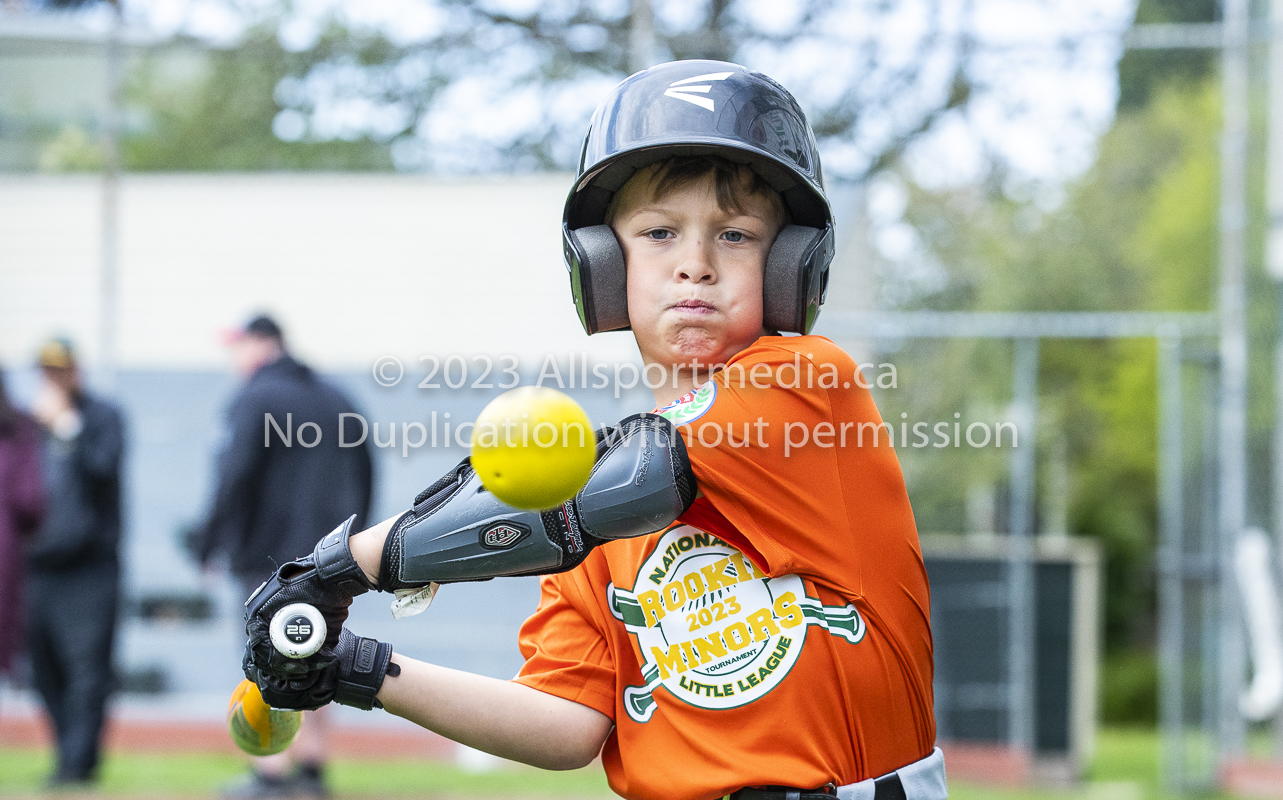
xmin=313 ymin=515 xmax=374 ymax=594
xmin=332 ymin=634 xmax=395 ymax=710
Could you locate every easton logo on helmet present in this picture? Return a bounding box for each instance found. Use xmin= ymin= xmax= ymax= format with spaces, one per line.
xmin=663 ymin=72 xmax=733 ymax=111
xmin=481 ymin=522 xmax=529 ymax=549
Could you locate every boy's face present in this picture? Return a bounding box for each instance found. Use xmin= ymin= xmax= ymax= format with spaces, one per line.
xmin=612 ymin=168 xmax=781 ymax=372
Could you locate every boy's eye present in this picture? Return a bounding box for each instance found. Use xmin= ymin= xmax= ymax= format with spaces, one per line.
xmin=646 ymin=230 xmax=672 ymax=241
xmin=723 ymin=231 xmax=745 ymax=243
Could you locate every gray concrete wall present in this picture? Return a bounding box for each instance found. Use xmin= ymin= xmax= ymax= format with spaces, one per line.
xmin=4 ymin=365 xmax=651 ymax=722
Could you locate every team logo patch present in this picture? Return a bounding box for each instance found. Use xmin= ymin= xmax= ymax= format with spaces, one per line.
xmin=481 ymin=522 xmax=528 ymax=549
xmin=656 ymin=380 xmax=717 ymax=426
xmin=609 ymin=526 xmax=866 ymax=723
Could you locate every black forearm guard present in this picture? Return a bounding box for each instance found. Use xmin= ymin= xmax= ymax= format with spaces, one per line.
xmin=378 ymin=413 xmax=696 ymax=590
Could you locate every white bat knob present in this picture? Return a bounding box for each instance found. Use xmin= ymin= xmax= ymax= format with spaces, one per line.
xmin=269 ymin=603 xmax=327 ymax=659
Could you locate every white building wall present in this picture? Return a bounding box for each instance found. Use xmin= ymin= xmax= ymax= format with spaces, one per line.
xmin=0 ymin=172 xmax=643 ymax=372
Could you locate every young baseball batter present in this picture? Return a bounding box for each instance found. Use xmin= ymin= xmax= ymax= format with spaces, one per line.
xmin=242 ymin=60 xmax=943 ymax=800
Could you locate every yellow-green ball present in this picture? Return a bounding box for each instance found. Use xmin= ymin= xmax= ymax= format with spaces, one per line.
xmin=227 ymin=679 xmax=302 ymax=756
xmin=471 ymin=387 xmax=596 ymax=510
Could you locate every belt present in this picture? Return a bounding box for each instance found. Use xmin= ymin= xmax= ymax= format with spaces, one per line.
xmin=726 ymin=746 xmax=946 ymax=800
xmin=729 ymin=773 xmax=905 ymax=800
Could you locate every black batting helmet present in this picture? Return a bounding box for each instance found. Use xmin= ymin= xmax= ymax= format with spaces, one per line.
xmin=561 ymin=60 xmax=835 ymax=336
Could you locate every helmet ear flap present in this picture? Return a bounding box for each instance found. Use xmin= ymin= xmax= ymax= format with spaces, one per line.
xmin=764 ymin=225 xmax=835 ymax=335
xmin=567 ymin=222 xmax=834 ymax=337
xmin=564 ymin=225 xmax=630 ymax=334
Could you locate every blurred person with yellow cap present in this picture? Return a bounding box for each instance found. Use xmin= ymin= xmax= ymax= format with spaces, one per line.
xmin=25 ymin=338 xmax=126 ymax=788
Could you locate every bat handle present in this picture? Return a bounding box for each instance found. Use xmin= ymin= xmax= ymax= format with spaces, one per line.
xmin=268 ymin=603 xmax=327 ymax=659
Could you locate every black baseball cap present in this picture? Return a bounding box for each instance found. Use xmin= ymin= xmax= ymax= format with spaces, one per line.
xmin=223 ymin=314 xmax=284 ymax=344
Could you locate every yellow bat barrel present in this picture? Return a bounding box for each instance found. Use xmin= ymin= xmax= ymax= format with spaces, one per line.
xmin=227 ymin=679 xmax=302 ymax=756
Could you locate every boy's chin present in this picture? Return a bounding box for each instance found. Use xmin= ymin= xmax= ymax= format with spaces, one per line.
xmin=654 ymin=327 xmax=760 ymax=366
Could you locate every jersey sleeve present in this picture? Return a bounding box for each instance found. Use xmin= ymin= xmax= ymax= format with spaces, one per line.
xmin=669 ymin=336 xmax=911 ymax=599
xmin=513 ymin=562 xmax=618 ymax=719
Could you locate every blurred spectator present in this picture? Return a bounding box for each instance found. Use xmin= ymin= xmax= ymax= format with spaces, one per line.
xmin=196 ymin=315 xmax=372 ymax=800
xmin=26 ymin=339 xmax=126 ymax=788
xmin=0 ymin=368 xmax=45 ymax=685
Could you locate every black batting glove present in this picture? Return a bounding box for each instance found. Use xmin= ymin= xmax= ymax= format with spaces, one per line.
xmin=244 ymin=627 xmax=399 ymax=711
xmin=244 ymin=515 xmax=375 ymax=655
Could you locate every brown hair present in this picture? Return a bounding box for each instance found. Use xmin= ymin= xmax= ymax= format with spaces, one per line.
xmin=605 ymin=154 xmax=789 ymax=229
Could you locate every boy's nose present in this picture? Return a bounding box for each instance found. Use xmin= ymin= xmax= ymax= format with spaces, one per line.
xmin=675 ymin=239 xmax=716 ymax=284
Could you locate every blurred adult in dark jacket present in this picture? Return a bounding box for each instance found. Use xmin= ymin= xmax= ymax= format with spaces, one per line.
xmin=196 ymin=315 xmax=373 ymax=588
xmin=26 ymin=339 xmax=125 ymax=788
xmin=0 ymin=368 xmax=45 ymax=681
xmin=197 ymin=315 xmax=372 ymax=800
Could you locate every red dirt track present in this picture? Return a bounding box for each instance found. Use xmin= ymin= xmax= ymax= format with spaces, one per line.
xmin=0 ymin=712 xmax=456 ymax=759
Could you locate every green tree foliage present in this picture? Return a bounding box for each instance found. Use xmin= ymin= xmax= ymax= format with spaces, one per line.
xmin=1116 ymin=0 xmax=1216 ymax=111
xmin=109 ymin=1 xmax=996 ymax=175
xmin=899 ymin=66 xmax=1283 ymax=720
xmin=267 ymin=0 xmax=977 ymax=175
xmin=902 ymin=83 xmax=1213 ymax=654
xmin=121 ymin=32 xmax=393 ymax=171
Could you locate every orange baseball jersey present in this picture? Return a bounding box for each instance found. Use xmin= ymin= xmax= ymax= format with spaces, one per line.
xmin=514 ymin=335 xmax=935 ymax=800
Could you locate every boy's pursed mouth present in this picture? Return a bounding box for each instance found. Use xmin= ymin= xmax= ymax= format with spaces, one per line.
xmin=670 ymin=300 xmax=716 ymax=313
